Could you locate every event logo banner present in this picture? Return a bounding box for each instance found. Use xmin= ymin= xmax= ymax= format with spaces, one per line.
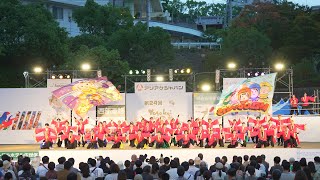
xmin=134 ymin=82 xmax=186 ymax=93
xmin=97 ymin=105 xmax=125 ymax=121
xmin=214 ymin=73 xmax=277 ymax=116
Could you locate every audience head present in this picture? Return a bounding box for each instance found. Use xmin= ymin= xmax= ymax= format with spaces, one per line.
xmin=124 ymin=160 xmax=131 ymax=168
xmin=198 ymin=153 xmax=204 ymax=160
xmin=181 ymin=161 xmax=189 ymax=171
xmin=170 ymin=160 xmax=178 ymax=168
xmin=64 ymin=161 xmax=72 ymax=170
xmin=160 ymin=172 xmax=169 ymax=180
xmin=314 ymin=156 xmax=320 ymax=164
xmin=68 ymin=158 xmax=75 ymax=166
xmin=42 ymin=156 xmax=49 ymax=164
xmin=58 ymin=157 xmax=66 ymax=165
xmin=215 ymin=157 xmax=221 ymax=163
xmin=282 ymin=161 xmax=290 ymax=171
xmin=274 ymin=156 xmax=281 ymax=165
xmin=177 ymin=166 xmax=185 ymax=177
xmin=195 ymin=157 xmax=201 ymax=166
xmin=143 ymin=165 xmax=151 ymax=174
xmin=227 ymin=168 xmax=236 ymax=178
xmin=48 ymin=162 xmax=55 ymax=170
xmin=244 ymin=155 xmax=249 ymax=162
xmin=151 ymin=163 xmax=159 ymax=174
xmin=89 ymin=159 xmax=97 ymax=167
xmin=307 ymin=162 xmax=316 ymax=173
xmin=294 ymin=170 xmax=308 ymax=180
xmin=67 ymin=172 xmax=77 ymax=180
xmin=164 ymin=157 xmax=170 ymax=165
xmin=189 ymin=159 xmax=195 ymax=166
xmin=289 ymin=157 xmax=295 ymax=164
xmin=4 ymin=172 xmax=13 ymax=180
xmin=110 ymin=163 xmax=120 ymax=173
xmin=79 ymin=163 xmax=90 ymax=178
xmin=118 ymin=170 xmax=127 ymax=180
xmin=173 ymin=157 xmax=180 ymax=166
xmin=293 ymin=161 xmax=301 ymax=172
xmin=272 ymin=169 xmax=282 ymax=180
xmin=247 ymin=166 xmax=255 ymax=176
xmin=203 ymin=170 xmax=212 ymax=180
xmin=134 ymin=174 xmax=143 ymax=180
xmin=300 ymin=158 xmax=307 ymax=167
xmin=135 ymin=160 xmax=142 ymax=168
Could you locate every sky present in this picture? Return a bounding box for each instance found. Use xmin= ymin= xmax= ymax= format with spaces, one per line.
xmin=180 ymin=0 xmax=319 ymax=6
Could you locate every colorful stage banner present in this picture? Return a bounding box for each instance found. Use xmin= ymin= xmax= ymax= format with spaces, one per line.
xmin=214 ymin=73 xmax=277 ymax=116
xmin=193 ymin=93 xmax=221 ymax=120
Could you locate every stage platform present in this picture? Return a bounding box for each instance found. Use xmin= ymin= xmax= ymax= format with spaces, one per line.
xmin=1 ymin=143 xmax=320 ymax=167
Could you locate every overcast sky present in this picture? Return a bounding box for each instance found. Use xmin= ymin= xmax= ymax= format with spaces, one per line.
xmin=180 ymin=0 xmax=318 ymax=6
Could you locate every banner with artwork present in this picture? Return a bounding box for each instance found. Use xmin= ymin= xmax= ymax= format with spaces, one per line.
xmin=97 ymin=105 xmax=125 ymax=122
xmin=214 ymin=73 xmax=277 ymax=116
xmin=193 ymin=93 xmax=221 ymax=120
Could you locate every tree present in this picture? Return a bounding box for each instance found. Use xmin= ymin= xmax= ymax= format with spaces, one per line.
xmin=221 ymin=27 xmax=272 ymax=67
xmin=0 ymin=0 xmax=69 ymax=66
xmin=73 ymin=0 xmax=133 ymax=37
xmin=64 ymin=45 xmax=129 ymax=86
xmin=107 ymin=23 xmax=174 ymax=69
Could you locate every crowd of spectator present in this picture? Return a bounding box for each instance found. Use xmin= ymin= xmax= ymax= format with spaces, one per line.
xmin=0 ymin=152 xmax=320 ymax=180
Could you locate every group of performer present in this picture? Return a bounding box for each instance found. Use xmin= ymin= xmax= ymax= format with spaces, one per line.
xmin=34 ymin=114 xmax=306 ymax=149
xmin=290 ymin=92 xmax=317 ymax=115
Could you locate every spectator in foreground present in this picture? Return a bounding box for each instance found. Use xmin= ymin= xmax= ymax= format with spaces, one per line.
xmin=89 ymin=159 xmax=104 ymax=179
xmin=151 ymin=163 xmax=160 ymax=179
xmin=245 ymin=166 xmax=257 ymax=180
xmin=181 ymin=161 xmax=194 ymax=180
xmin=57 ymin=161 xmax=72 ymax=180
xmin=141 ymin=165 xmax=153 ymax=180
xmin=176 ymin=166 xmax=185 ymax=180
xmin=124 ymin=160 xmax=134 ymax=179
xmin=67 ymin=172 xmax=78 ymax=180
xmin=4 ymin=172 xmax=13 ymax=180
xmin=166 ymin=160 xmax=179 ymax=179
xmin=212 ymin=162 xmax=226 ymax=180
xmin=280 ymin=161 xmax=294 ymax=180
xmin=160 ymin=172 xmax=169 ymax=180
xmin=2 ymin=160 xmax=17 ymax=180
xmin=68 ymin=158 xmax=79 ymax=174
xmin=45 ymin=162 xmax=57 ymax=180
xmin=187 ymin=159 xmax=198 ymax=176
xmin=36 ymin=156 xmax=49 ymax=179
xmin=118 ymin=170 xmax=127 ymax=180
xmin=134 ymin=160 xmax=143 ymax=175
xmin=270 ymin=156 xmax=284 ymax=175
xmin=272 ymin=169 xmax=282 ymax=180
xmin=294 ymin=170 xmax=307 ymax=180
xmin=79 ymin=162 xmax=94 ymax=180
xmin=227 ymin=168 xmax=237 ymax=180
xmin=104 ymin=163 xmax=120 ymax=180
xmin=55 ymin=157 xmax=66 ymax=171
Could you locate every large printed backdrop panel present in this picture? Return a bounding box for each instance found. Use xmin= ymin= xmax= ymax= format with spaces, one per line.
xmin=0 ymin=88 xmax=64 ymax=144
xmin=193 ymin=93 xmax=221 ymax=120
xmin=126 ymin=92 xmax=193 ymax=122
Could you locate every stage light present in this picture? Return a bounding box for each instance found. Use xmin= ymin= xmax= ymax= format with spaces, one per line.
xmin=51 ymin=75 xmax=56 ymax=79
xmin=261 ymin=72 xmax=265 ymax=76
xmin=180 ymin=69 xmax=185 ymax=73
xmin=135 ymin=70 xmax=139 ymax=75
xmin=129 ymin=70 xmax=133 ymax=74
xmin=81 ymin=63 xmax=91 ymax=71
xmin=141 ymin=70 xmax=146 ymax=74
xmin=255 ymin=72 xmax=259 ymax=76
xmin=186 ymin=68 xmax=191 ymax=74
xmin=33 ymin=67 xmax=42 ymax=73
xmin=65 ymin=74 xmax=71 ymax=79
xmin=156 ymin=76 xmax=164 ymax=82
xmin=275 ymin=63 xmax=284 ymax=71
xmin=174 ymin=69 xmax=179 ymax=74
xmin=201 ymin=84 xmax=211 ymax=92
xmin=58 ymin=74 xmax=63 ymax=79
xmin=247 ymin=72 xmax=251 ymax=77
xmin=227 ymin=62 xmax=236 ymax=69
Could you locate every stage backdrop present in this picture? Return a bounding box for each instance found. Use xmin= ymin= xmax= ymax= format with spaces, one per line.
xmin=193 ymin=92 xmax=221 ymax=120
xmin=126 ymin=82 xmax=192 ymax=122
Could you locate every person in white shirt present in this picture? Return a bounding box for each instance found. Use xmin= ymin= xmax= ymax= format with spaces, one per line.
xmin=89 ymin=159 xmax=104 ymax=179
xmin=187 ymin=159 xmax=199 ymax=176
xmin=181 ymin=161 xmax=194 ymax=180
xmin=36 ymin=156 xmax=49 ymax=178
xmin=212 ymin=162 xmax=227 ymax=180
xmin=166 ymin=160 xmax=179 ymax=180
xmin=1 ymin=160 xmax=17 ymax=180
xmin=246 ymin=161 xmax=263 ymax=178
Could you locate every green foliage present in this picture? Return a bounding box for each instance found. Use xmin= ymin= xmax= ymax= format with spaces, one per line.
xmin=293 ymin=59 xmax=320 ymax=87
xmin=221 ymin=27 xmax=272 ymax=67
xmin=73 ymin=0 xmax=133 ymax=37
xmin=0 ymin=0 xmax=69 ymax=66
xmin=64 ymin=45 xmax=129 ymax=85
xmin=107 ymin=23 xmax=174 ymax=69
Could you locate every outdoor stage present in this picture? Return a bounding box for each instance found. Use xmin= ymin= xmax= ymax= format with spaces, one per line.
xmin=1 ymin=143 xmax=320 ymax=167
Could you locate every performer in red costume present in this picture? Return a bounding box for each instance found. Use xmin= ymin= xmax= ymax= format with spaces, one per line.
xmin=75 ymin=117 xmax=89 ymax=147
xmin=283 ymin=126 xmax=298 ymax=148
xmin=212 ymin=124 xmax=226 ymax=147
xmin=176 ymin=131 xmax=196 ymax=148
xmin=254 ymin=126 xmax=268 ymax=148
xmin=124 ymin=123 xmax=138 ymax=147
xmin=270 ymin=114 xmax=290 ymax=146
xmin=263 ymin=120 xmax=276 ymax=147
xmin=290 ymin=94 xmax=299 ymax=115
xmin=107 ymin=133 xmax=126 ymax=149
xmin=236 ymin=122 xmax=249 ymax=147
xmin=301 ymin=92 xmax=317 ymax=115
xmin=172 ymin=123 xmax=183 ymax=146
xmin=35 ymin=123 xmax=57 ymax=149
xmin=85 ymin=129 xmax=98 ymax=149
xmin=56 ymin=121 xmax=77 ymax=148
xmin=194 ymin=126 xmax=208 ymax=147
xmin=62 ymin=131 xmax=79 ymax=149
xmin=205 ymin=129 xmax=218 ymax=148
xmin=149 ymin=131 xmax=171 ymax=148
xmin=128 ymin=130 xmax=149 ymax=149
xmin=226 ymin=130 xmax=243 ymax=148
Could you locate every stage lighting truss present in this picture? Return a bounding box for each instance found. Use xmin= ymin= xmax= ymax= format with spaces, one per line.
xmin=173 ymin=68 xmax=192 ymax=74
